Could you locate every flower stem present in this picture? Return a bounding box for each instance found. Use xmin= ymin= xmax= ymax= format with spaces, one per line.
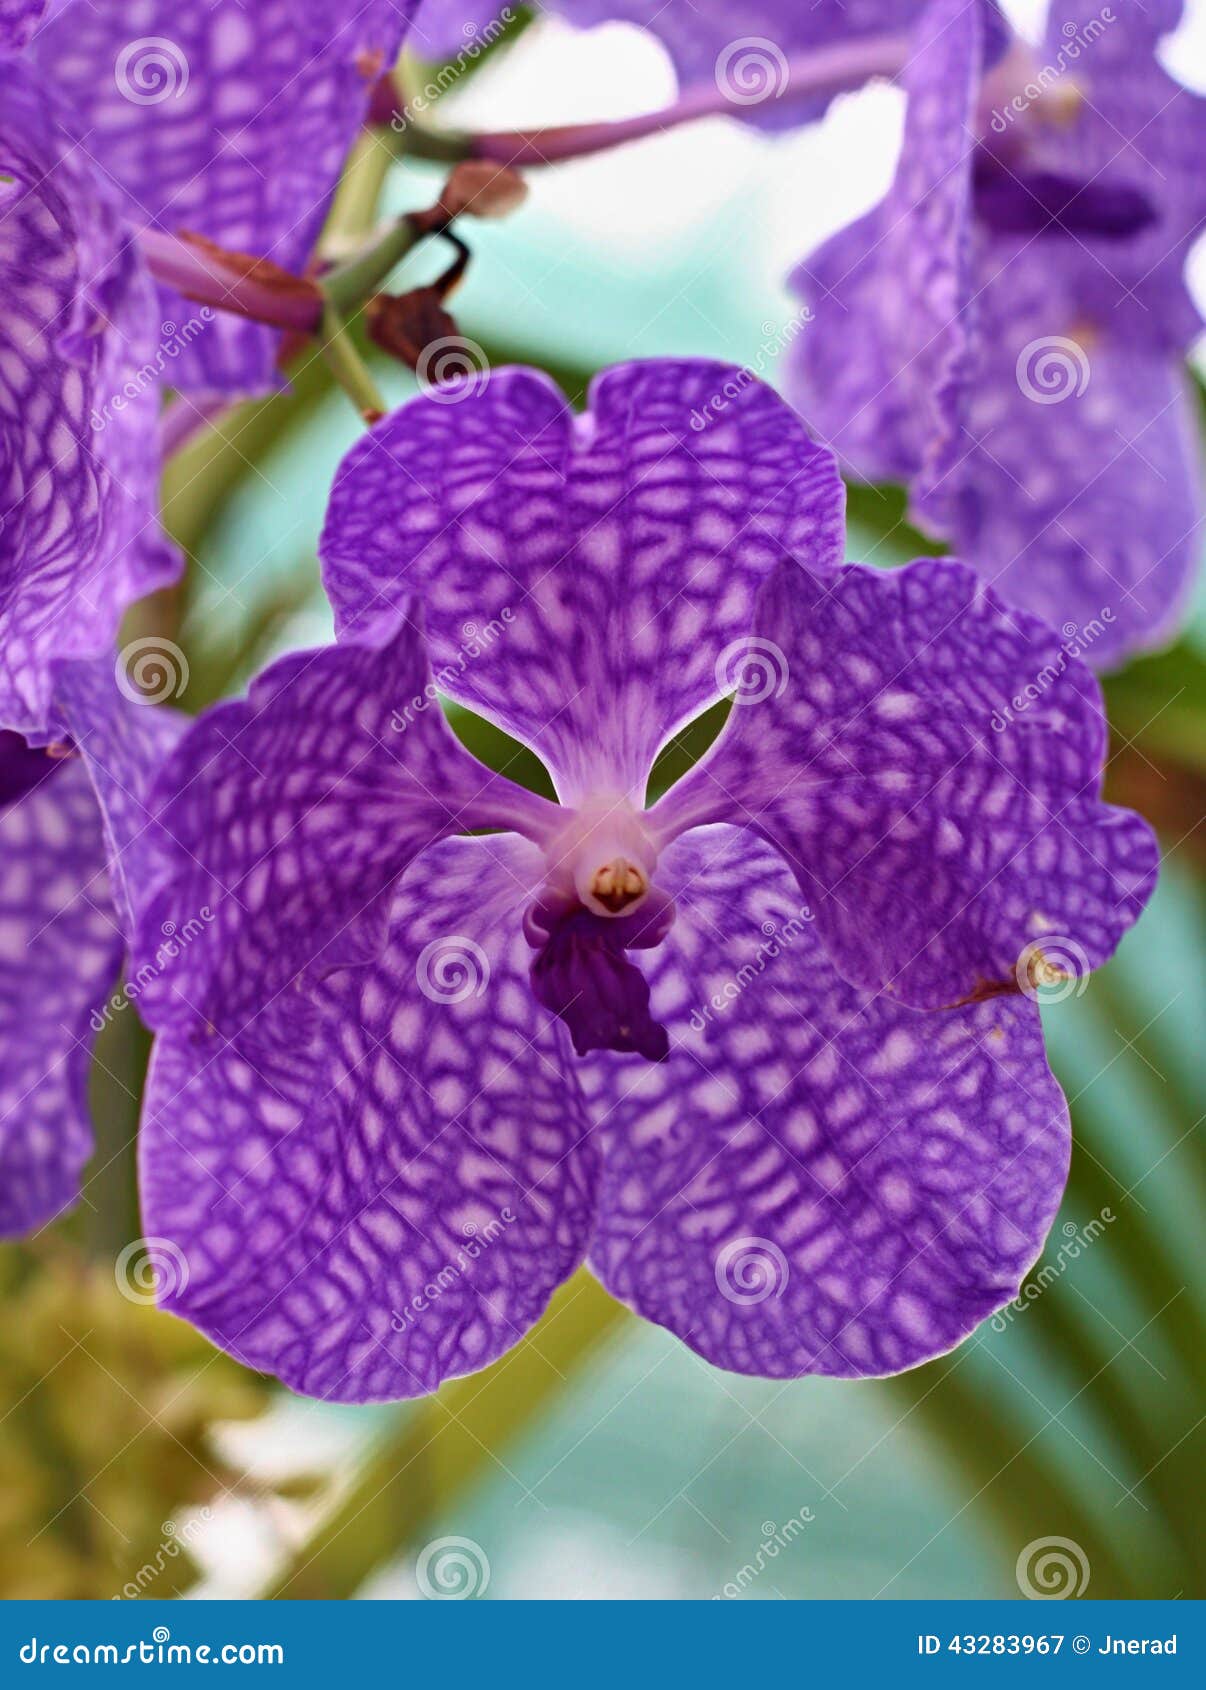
xmin=320 ymin=217 xmax=424 ymax=316
xmin=317 ymin=302 xmax=387 ymax=423
xmin=384 ymin=33 xmax=910 ymax=166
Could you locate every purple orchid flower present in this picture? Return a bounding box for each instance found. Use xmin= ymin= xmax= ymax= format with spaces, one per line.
xmin=0 ymin=662 xmax=182 ymax=1236
xmin=129 ymin=360 xmax=1156 ymax=1401
xmin=0 ymin=60 xmax=178 ymax=735
xmin=0 ymin=0 xmax=43 ymax=53
xmin=789 ymin=0 xmax=1205 ymax=669
xmin=24 ymin=1 xmax=419 ymax=395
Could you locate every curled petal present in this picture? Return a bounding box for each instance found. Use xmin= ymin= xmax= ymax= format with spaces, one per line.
xmin=919 ymin=243 xmax=1202 ymax=664
xmin=51 ymin=657 xmax=185 ymax=936
xmin=788 ymin=0 xmax=984 ymax=491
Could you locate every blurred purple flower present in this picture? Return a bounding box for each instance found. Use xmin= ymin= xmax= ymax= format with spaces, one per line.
xmin=26 ymin=0 xmax=419 ymax=394
xmin=0 ymin=663 xmax=181 ymax=1236
xmin=130 ymin=360 xmax=1155 ymax=1400
xmin=789 ymin=0 xmax=1206 ymax=667
xmin=0 ymin=61 xmax=178 ymax=735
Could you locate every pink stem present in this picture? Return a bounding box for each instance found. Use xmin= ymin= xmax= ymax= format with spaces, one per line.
xmin=451 ymin=34 xmax=910 ymax=165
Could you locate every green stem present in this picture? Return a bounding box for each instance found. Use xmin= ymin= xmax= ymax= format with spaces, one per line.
xmin=85 ymin=1005 xmax=151 ymax=1258
xmin=320 ymin=217 xmax=424 ymax=317
xmin=317 ymin=304 xmax=387 ymax=421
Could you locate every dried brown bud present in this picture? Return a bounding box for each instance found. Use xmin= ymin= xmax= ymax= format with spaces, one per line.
xmin=438 ymin=161 xmax=529 ymax=223
xmin=365 ymin=287 xmax=462 ymax=371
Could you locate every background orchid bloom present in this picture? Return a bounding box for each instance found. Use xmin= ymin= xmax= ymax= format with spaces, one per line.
xmin=0 ymin=62 xmax=178 ymax=734
xmin=789 ymin=0 xmax=1205 ymax=668
xmin=24 ymin=0 xmax=420 ymax=393
xmin=0 ymin=663 xmax=181 ymax=1235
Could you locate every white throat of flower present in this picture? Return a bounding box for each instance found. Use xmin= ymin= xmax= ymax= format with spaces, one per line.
xmin=542 ymin=794 xmax=660 ymax=919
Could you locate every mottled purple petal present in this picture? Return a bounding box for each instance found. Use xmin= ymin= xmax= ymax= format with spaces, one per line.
xmin=920 ymin=241 xmax=1202 ymax=664
xmin=1022 ymin=1 xmax=1206 ymax=345
xmin=132 ymin=605 xmax=557 ymax=1037
xmin=139 ymin=834 xmax=597 ymax=1402
xmin=653 ymin=557 xmax=1158 ymax=1010
xmin=0 ymin=63 xmax=178 ymax=734
xmin=411 ymin=1 xmax=488 ymax=58
xmin=321 ymin=361 xmax=845 ymax=802
xmin=584 ymin=825 xmax=1069 ymax=1378
xmin=0 ymin=0 xmax=45 ymax=53
xmin=31 ymin=1 xmax=418 ymax=394
xmin=52 ymin=657 xmax=185 ymax=934
xmin=0 ymin=742 xmax=122 ymax=1236
xmin=788 ymin=0 xmax=983 ymax=489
